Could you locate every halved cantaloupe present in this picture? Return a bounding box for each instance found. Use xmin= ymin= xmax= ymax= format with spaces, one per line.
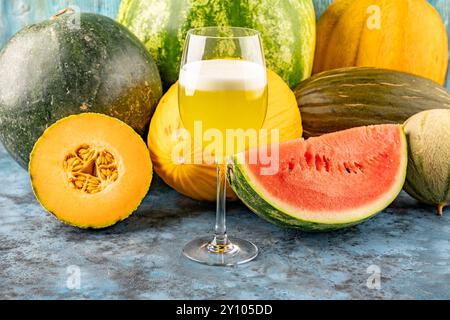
xmin=29 ymin=113 xmax=152 ymax=229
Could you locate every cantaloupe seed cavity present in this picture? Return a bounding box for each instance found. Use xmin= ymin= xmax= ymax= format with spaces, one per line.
xmin=63 ymin=144 xmax=119 ymax=194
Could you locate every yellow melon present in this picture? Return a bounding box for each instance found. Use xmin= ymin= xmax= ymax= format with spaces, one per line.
xmin=148 ymin=70 xmax=302 ymax=201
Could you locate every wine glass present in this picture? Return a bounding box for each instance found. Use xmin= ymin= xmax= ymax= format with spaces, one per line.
xmin=178 ymin=27 xmax=268 ymax=266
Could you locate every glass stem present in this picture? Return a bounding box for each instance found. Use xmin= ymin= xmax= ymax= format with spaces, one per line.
xmin=213 ymin=163 xmax=230 ymax=247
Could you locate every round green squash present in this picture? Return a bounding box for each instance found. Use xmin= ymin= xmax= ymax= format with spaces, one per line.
xmin=117 ymin=0 xmax=316 ymax=90
xmin=0 ymin=10 xmax=162 ymax=169
xmin=295 ymin=67 xmax=450 ymax=138
xmin=403 ymin=109 xmax=450 ymax=216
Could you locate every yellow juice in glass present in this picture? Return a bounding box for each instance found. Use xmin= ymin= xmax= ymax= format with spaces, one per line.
xmin=179 ymin=59 xmax=268 ymax=157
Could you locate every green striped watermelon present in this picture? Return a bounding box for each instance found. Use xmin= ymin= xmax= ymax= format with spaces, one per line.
xmin=229 ymin=125 xmax=407 ymax=232
xmin=117 ymin=0 xmax=316 ymax=90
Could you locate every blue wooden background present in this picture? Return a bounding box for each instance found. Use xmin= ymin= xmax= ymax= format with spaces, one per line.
xmin=0 ymin=0 xmax=449 ymax=88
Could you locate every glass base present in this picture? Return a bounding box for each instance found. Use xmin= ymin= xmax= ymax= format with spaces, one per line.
xmin=182 ymin=236 xmax=258 ymax=267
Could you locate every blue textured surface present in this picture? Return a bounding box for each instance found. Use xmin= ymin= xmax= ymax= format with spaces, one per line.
xmin=0 ymin=143 xmax=449 ymax=300
xmin=0 ymin=0 xmax=450 ymax=300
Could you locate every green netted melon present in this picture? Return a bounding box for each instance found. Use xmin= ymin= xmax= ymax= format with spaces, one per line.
xmin=403 ymin=109 xmax=450 ymax=216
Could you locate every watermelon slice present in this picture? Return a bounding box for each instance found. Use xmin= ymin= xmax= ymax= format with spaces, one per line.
xmin=229 ymin=125 xmax=407 ymax=231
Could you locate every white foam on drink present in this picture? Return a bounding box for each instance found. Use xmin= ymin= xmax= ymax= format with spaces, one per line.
xmin=179 ymin=59 xmax=267 ymax=94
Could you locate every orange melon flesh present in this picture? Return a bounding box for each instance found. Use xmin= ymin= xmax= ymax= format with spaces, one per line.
xmin=29 ymin=113 xmax=152 ymax=228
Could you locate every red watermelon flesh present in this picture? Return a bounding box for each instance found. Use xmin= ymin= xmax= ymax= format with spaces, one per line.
xmin=231 ymin=125 xmax=407 ymax=230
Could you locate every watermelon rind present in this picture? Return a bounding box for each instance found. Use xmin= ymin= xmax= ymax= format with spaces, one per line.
xmin=117 ymin=0 xmax=316 ymax=90
xmin=229 ymin=127 xmax=408 ymax=232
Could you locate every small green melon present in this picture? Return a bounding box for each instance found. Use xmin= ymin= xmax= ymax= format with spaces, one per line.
xmin=403 ymin=109 xmax=450 ymax=216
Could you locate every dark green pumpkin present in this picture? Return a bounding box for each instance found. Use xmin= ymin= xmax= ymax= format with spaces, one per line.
xmin=295 ymin=67 xmax=450 ymax=138
xmin=0 ymin=11 xmax=162 ymax=169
